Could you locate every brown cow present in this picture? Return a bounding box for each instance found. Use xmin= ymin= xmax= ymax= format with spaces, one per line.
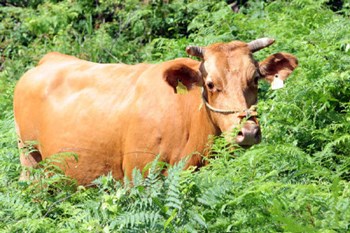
xmin=14 ymin=38 xmax=297 ymax=185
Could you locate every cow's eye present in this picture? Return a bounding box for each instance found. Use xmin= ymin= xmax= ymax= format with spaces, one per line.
xmin=206 ymin=81 xmax=215 ymax=90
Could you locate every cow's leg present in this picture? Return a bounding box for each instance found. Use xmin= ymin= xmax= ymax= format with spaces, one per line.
xmin=18 ymin=138 xmax=42 ymax=181
xmin=122 ymin=151 xmax=159 ymax=181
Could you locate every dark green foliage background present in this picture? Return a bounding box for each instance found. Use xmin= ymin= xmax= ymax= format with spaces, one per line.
xmin=0 ymin=0 xmax=349 ymax=232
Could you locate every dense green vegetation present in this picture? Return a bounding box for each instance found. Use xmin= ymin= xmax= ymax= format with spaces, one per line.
xmin=1 ymin=0 xmax=350 ymax=232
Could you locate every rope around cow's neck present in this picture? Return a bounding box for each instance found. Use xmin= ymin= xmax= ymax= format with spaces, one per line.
xmin=201 ymin=87 xmax=257 ymax=117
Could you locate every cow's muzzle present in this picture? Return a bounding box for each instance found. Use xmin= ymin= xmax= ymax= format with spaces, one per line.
xmin=236 ymin=119 xmax=261 ymax=147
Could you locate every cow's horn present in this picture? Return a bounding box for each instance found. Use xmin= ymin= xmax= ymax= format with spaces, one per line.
xmin=248 ymin=38 xmax=275 ymax=53
xmin=186 ymin=46 xmax=205 ymax=59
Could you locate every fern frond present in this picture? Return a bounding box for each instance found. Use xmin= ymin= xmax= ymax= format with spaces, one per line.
xmin=115 ymin=210 xmax=161 ymax=231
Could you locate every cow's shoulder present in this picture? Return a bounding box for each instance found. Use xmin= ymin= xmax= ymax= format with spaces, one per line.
xmin=38 ymin=52 xmax=80 ymax=66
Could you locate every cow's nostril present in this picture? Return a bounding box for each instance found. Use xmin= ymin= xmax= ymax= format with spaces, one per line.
xmin=236 ymin=123 xmax=261 ymax=146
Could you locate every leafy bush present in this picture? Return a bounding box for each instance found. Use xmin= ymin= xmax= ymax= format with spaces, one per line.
xmin=0 ymin=0 xmax=349 ymax=232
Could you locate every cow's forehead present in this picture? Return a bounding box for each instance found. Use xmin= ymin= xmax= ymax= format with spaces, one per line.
xmin=203 ymin=41 xmax=256 ymax=74
xmin=205 ymin=41 xmax=250 ymax=54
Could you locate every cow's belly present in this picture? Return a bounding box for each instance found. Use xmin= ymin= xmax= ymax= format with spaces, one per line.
xmin=35 ymin=121 xmax=124 ymax=185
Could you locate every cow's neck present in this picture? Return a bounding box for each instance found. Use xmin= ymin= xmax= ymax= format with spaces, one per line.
xmin=177 ymin=87 xmax=220 ymax=168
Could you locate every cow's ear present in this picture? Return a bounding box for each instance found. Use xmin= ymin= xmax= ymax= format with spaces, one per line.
xmin=259 ymin=52 xmax=298 ymax=85
xmin=163 ymin=63 xmax=202 ymax=93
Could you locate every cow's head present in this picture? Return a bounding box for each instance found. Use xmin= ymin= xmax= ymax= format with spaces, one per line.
xmin=165 ymin=38 xmax=298 ymax=147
